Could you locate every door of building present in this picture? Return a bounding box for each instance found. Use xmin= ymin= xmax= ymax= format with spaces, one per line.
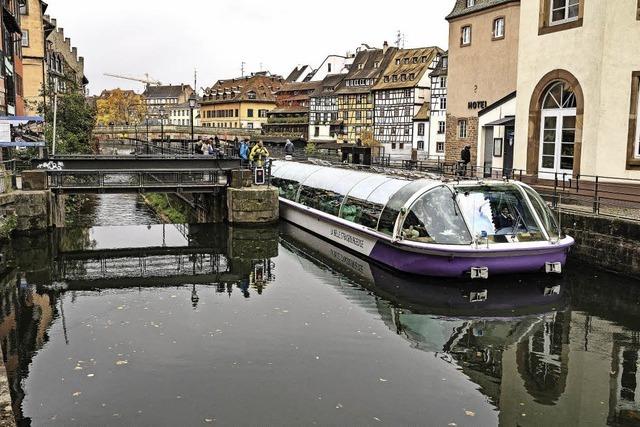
xmin=538 ymin=82 xmax=577 ymax=180
xmin=483 ymin=127 xmax=494 ymax=177
xmin=503 ymin=126 xmax=514 ymax=177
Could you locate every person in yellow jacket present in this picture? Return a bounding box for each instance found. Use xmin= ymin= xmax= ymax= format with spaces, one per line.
xmin=249 ymin=140 xmax=270 ymax=167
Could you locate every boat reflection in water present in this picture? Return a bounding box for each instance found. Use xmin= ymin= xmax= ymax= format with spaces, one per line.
xmin=281 ymin=222 xmax=640 ymax=426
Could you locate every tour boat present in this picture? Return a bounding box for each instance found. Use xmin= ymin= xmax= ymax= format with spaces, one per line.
xmin=270 ymin=161 xmax=574 ymax=279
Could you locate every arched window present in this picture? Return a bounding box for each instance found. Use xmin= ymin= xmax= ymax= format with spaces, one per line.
xmin=542 ymin=81 xmax=576 ymax=110
xmin=539 ymin=81 xmax=577 ymax=176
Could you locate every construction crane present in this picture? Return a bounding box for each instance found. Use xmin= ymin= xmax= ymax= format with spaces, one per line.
xmin=104 ymin=73 xmax=162 ymax=88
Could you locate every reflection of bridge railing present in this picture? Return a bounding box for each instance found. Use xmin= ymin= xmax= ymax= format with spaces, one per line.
xmin=48 ymin=169 xmax=229 ymax=194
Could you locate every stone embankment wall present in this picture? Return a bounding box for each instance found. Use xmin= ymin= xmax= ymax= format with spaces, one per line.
xmin=560 ymin=211 xmax=640 ymax=278
xmin=0 ymin=191 xmax=64 ymax=232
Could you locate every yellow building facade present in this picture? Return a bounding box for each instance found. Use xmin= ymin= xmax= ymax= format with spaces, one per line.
xmin=200 ymin=73 xmax=283 ymax=131
xmin=337 ymin=93 xmax=373 ymax=143
xmin=21 ymin=0 xmax=48 ymax=114
xmin=200 ymin=101 xmax=273 ymax=130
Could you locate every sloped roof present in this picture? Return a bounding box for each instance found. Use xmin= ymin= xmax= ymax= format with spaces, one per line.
xmin=276 ymin=81 xmax=322 ymax=94
xmin=311 ymin=74 xmax=346 ymax=97
xmin=372 ymin=46 xmax=443 ymax=91
xmin=286 ymin=65 xmax=309 ymax=82
xmin=414 ymin=102 xmax=430 ymax=121
xmin=446 ymin=0 xmax=519 ymax=20
xmin=335 ymin=47 xmax=397 ymax=95
xmin=143 ymin=84 xmax=192 ymax=99
xmin=430 ymin=52 xmax=448 ymax=78
xmin=202 ymin=74 xmax=284 ymax=104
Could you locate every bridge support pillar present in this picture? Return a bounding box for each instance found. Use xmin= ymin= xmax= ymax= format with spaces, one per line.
xmin=195 ymin=189 xmax=226 ymax=223
xmin=226 ymin=186 xmax=279 ymax=224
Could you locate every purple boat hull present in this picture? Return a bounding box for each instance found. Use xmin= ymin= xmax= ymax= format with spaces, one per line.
xmin=370 ymin=241 xmax=570 ymax=277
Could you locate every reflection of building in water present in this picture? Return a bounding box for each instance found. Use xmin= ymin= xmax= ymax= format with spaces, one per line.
xmin=515 ymin=311 xmax=570 ymax=406
xmin=0 ymin=272 xmax=57 ymax=425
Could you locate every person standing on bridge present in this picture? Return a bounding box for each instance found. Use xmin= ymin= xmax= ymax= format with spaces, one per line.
xmin=284 ymin=139 xmax=294 ymax=159
xmin=250 ymin=140 xmax=270 ymax=168
xmin=239 ymin=139 xmax=250 ymax=164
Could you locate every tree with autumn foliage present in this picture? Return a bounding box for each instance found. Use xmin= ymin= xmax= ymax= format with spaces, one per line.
xmin=95 ymin=89 xmax=145 ymax=126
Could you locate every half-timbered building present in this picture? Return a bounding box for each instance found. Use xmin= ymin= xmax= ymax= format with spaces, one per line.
xmin=429 ymin=52 xmax=448 ymax=160
xmin=372 ymin=46 xmax=443 ymax=158
xmin=335 ymin=44 xmax=397 ymax=143
xmin=309 ymin=74 xmax=346 ymax=142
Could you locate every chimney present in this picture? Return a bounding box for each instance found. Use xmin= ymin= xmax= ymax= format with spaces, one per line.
xmin=383 ymin=41 xmax=389 ymax=54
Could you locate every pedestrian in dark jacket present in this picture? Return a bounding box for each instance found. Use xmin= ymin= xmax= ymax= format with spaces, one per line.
xmin=460 ymin=145 xmax=472 ymax=176
xmin=284 ymin=139 xmax=294 ymax=156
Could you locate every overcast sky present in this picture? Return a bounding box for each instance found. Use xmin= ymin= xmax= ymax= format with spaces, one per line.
xmin=46 ymin=0 xmax=452 ymax=95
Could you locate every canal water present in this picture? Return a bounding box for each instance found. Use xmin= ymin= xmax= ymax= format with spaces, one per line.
xmin=1 ymin=195 xmax=640 ymax=426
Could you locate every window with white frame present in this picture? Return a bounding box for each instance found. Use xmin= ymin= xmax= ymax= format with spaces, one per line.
xmin=438 ymin=121 xmax=446 ymax=134
xmin=466 ymin=0 xmax=475 ymax=7
xmin=458 ymin=119 xmax=468 ymax=138
xmin=440 ymin=76 xmax=447 ymax=88
xmin=21 ymin=30 xmax=29 ymax=47
xmin=461 ymin=26 xmax=472 ymax=46
xmin=418 ymin=123 xmax=425 ymax=136
xmin=550 ymin=0 xmax=579 ymax=25
xmin=493 ymin=17 xmax=505 ymax=39
xmin=439 ymin=97 xmax=447 ymax=110
xmin=436 ymin=141 xmax=444 ymax=153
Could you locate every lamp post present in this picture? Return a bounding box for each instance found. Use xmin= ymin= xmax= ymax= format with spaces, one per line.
xmin=188 ymin=94 xmax=197 ymax=155
xmin=159 ymin=106 xmax=166 ymax=155
xmin=146 ymin=116 xmax=150 ymax=154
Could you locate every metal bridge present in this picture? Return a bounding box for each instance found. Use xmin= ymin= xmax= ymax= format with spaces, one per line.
xmin=32 ymin=153 xmax=242 ymax=194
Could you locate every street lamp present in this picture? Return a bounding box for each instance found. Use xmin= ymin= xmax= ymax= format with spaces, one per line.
xmin=159 ymin=106 xmax=166 ymax=155
xmin=188 ymin=94 xmax=197 ymax=155
xmin=146 ymin=115 xmax=150 ymax=154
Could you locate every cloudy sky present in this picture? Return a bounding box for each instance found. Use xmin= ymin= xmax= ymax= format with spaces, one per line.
xmin=46 ymin=0 xmax=452 ymax=95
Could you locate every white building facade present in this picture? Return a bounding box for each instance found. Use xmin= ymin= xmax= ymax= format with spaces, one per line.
xmin=169 ymin=103 xmax=200 ymax=127
xmin=428 ymin=53 xmax=448 ymax=161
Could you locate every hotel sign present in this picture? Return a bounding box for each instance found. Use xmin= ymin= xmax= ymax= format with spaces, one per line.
xmin=468 ymin=101 xmax=488 ymax=110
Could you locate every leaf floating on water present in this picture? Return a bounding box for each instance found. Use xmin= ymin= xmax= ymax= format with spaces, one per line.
xmin=74 ymin=366 xmax=83 ymax=371
xmin=204 ymin=418 xmax=214 ymax=423
xmin=117 ymin=306 xmax=124 ymax=310
xmin=373 ymin=417 xmax=382 ymax=422
xmin=72 ymin=391 xmax=82 ymax=397
xmin=115 ymin=360 xmax=128 ymax=366
xmin=448 ymin=423 xmax=457 ymax=426
xmin=464 ymin=410 xmax=475 ymax=417
xmin=87 ymin=374 xmax=95 ymax=378
xmin=379 ymin=378 xmax=388 ymax=382
xmin=335 ymin=403 xmax=343 ymax=409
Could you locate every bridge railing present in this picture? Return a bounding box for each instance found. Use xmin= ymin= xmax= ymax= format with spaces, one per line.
xmin=48 ymin=169 xmax=230 ymax=191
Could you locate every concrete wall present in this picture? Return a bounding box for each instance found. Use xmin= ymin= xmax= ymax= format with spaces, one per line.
xmin=514 ymin=0 xmax=640 ymax=179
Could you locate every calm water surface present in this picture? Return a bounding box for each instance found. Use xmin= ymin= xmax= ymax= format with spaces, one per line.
xmin=1 ymin=194 xmax=640 ymax=426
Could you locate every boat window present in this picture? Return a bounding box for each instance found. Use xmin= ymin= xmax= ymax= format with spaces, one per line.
xmin=522 ymin=185 xmax=560 ymax=240
xmin=401 ymin=186 xmax=472 ymax=244
xmin=340 ymin=197 xmax=384 ymax=229
xmin=378 ymin=179 xmax=432 ymax=236
xmin=347 ymin=175 xmax=394 ymax=201
xmin=272 ymin=177 xmax=300 ymax=201
xmin=298 ymin=186 xmax=344 ymax=216
xmin=455 ymin=185 xmax=545 ymax=242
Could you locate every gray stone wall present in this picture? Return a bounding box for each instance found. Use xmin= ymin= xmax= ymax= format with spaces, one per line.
xmin=561 ymin=211 xmax=640 ymax=278
xmin=227 ymin=187 xmax=279 ymax=224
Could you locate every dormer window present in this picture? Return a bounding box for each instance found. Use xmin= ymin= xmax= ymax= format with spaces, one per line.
xmin=392 ymin=75 xmax=398 ymax=82
xmin=412 ymin=57 xmax=418 ymax=64
xmin=409 ymin=73 xmax=415 ymax=80
xmin=358 ymin=63 xmax=364 ymax=70
xmin=247 ymin=91 xmax=256 ymax=100
xmin=421 ymin=56 xmax=427 ymax=63
xmin=403 ymin=58 xmax=409 ymax=64
xmin=400 ymin=74 xmax=407 ymax=81
xmin=466 ymin=0 xmax=475 ymax=7
xmin=384 ymin=76 xmax=390 ymax=83
xmin=395 ymin=59 xmax=401 ymax=65
xmin=374 ymin=61 xmax=380 ymax=68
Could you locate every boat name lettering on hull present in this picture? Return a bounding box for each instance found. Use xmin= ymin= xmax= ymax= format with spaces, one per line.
xmin=330 ymin=229 xmax=365 ymax=249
